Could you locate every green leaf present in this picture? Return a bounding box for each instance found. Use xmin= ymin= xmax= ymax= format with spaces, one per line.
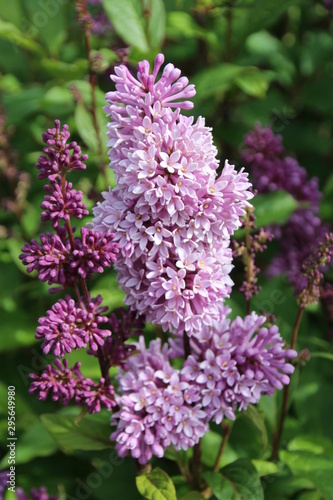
xmin=40 ymin=58 xmax=88 ymax=80
xmin=41 ymin=408 xmax=113 ymax=452
xmin=251 ymin=460 xmax=279 ymax=477
xmin=136 ymin=467 xmax=177 ymax=500
xmin=75 ymin=102 xmax=99 ymax=153
xmin=147 ymin=0 xmax=166 ymax=49
xmin=280 ymin=450 xmax=333 ymax=499
xmin=252 ymin=191 xmax=299 ymax=227
xmin=0 ymin=19 xmax=43 ymax=54
xmin=181 ymin=493 xmax=205 ymax=500
xmin=0 ymin=422 xmax=57 ymax=467
xmin=243 ymin=405 xmax=268 ymax=457
xmin=41 ymin=86 xmax=74 ymax=115
xmin=193 ymin=64 xmax=248 ymax=100
xmin=102 ymin=0 xmax=149 ymax=52
xmin=234 ymin=69 xmax=275 ymax=98
xmin=310 ymin=352 xmax=333 ymax=362
xmin=204 ymin=459 xmax=264 ymax=500
xmin=0 ymin=310 xmax=36 ymax=352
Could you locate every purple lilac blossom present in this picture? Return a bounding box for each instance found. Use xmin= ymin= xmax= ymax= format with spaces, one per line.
xmin=111 ymin=337 xmax=208 ymax=464
xmin=112 ymin=312 xmax=296 ymax=463
xmin=241 ymin=123 xmax=321 ymax=207
xmin=92 ymin=54 xmax=253 ymax=338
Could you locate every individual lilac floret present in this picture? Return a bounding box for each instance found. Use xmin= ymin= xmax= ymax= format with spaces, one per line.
xmin=29 ymin=359 xmax=83 ymax=405
xmin=111 ymin=337 xmax=208 ymax=464
xmin=181 ymin=312 xmax=297 ymax=424
xmin=241 ymin=124 xmax=321 ymax=207
xmin=35 ymin=120 xmax=88 ymax=180
xmin=93 ymin=55 xmax=253 ymax=337
xmin=35 ymin=294 xmax=111 ymax=356
xmin=40 ymin=179 xmax=89 ymax=228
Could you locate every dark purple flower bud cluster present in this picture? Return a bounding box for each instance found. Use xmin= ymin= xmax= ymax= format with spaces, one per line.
xmin=20 ymin=228 xmax=118 ymax=288
xmin=241 ymin=124 xmax=331 ymax=294
xmin=36 ymin=120 xmax=87 ymax=180
xmin=35 ymin=295 xmax=110 ymax=357
xmin=29 ymin=359 xmax=115 ymax=414
xmin=19 ymin=120 xmax=125 ymax=415
xmin=112 ymin=311 xmax=296 ymax=464
xmin=41 ymin=179 xmax=89 ymax=228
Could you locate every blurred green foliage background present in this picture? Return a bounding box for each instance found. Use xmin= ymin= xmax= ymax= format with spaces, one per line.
xmin=0 ymin=0 xmax=333 ymax=498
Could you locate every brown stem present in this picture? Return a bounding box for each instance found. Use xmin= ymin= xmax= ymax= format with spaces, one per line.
xmin=61 ymin=171 xmax=111 ymax=386
xmin=176 ymin=456 xmax=192 ymax=486
xmin=270 ymin=306 xmax=304 ymax=460
xmin=245 ymin=218 xmax=252 ymax=315
xmin=192 ymin=441 xmax=202 ymax=490
xmin=183 ymin=331 xmax=191 ymax=358
xmin=213 ymin=421 xmax=233 ymax=472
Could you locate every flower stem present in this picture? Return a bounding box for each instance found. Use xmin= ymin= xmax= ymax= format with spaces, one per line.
xmin=270 ymin=305 xmax=304 ymax=460
xmin=192 ymin=440 xmax=202 ymax=490
xmin=201 ymin=421 xmax=233 ymax=498
xmin=213 ymin=421 xmax=233 ymax=471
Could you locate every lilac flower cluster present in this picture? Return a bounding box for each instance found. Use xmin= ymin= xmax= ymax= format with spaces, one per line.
xmin=241 ymin=124 xmax=330 ymax=292
xmin=20 ymin=120 xmax=120 ymax=414
xmin=112 ymin=312 xmax=296 ymax=464
xmin=92 ymin=54 xmax=253 ymax=338
xmin=29 ymin=359 xmax=115 ymax=414
xmin=241 ymin=124 xmax=321 ymax=206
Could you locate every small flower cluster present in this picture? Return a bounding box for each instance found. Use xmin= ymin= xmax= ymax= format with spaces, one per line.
xmin=112 ymin=311 xmax=297 ymax=464
xmin=233 ymin=207 xmax=274 ymax=303
xmin=241 ymin=124 xmax=330 ymax=292
xmin=297 ymin=233 xmax=333 ymax=308
xmin=92 ymin=54 xmax=253 ymax=338
xmin=20 ymin=121 xmax=120 ymax=414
